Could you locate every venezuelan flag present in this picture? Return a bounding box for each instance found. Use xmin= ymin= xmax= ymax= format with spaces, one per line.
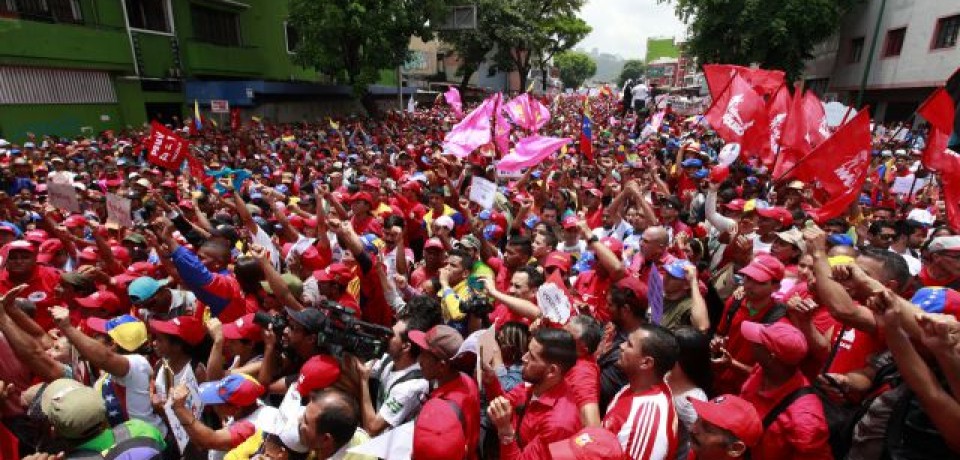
xmin=193 ymin=100 xmax=203 ymax=132
xmin=580 ymin=101 xmax=593 ymax=161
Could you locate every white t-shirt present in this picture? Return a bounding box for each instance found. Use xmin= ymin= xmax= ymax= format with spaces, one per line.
xmin=592 ymin=221 xmax=633 ymax=242
xmin=370 ymin=356 xmax=429 ymax=428
xmin=557 ymin=240 xmax=588 ymax=259
xmin=673 ymin=387 xmax=707 ymax=460
xmin=98 ymin=354 xmax=165 ymax=436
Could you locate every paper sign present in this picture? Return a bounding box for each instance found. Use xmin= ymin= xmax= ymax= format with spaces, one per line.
xmin=469 ymin=175 xmax=497 ymax=209
xmin=891 ymin=176 xmax=928 ymax=196
xmin=158 ymin=365 xmax=202 ymax=453
xmin=47 ymin=182 xmax=80 ymax=213
xmin=537 ymin=282 xmax=572 ymax=324
xmin=210 ymin=99 xmax=230 ymax=113
xmin=106 ymin=193 xmax=133 ymax=228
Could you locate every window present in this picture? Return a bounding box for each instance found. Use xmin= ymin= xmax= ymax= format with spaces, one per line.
xmin=883 ymin=27 xmax=906 ymax=57
xmin=0 ymin=0 xmax=82 ymax=24
xmin=125 ymin=0 xmax=170 ymax=32
xmin=848 ymin=37 xmax=865 ymax=63
xmin=933 ymin=15 xmax=960 ymax=49
xmin=284 ymin=21 xmax=299 ymax=53
xmin=0 ymin=66 xmax=117 ymax=104
xmin=191 ymin=5 xmax=240 ymax=46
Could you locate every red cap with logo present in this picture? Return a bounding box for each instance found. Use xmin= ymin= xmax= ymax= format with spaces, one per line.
xmin=757 ymin=206 xmax=794 ymax=227
xmin=689 ymin=394 xmax=763 ymax=447
xmin=296 ymin=355 xmax=341 ymax=397
xmin=75 ymin=290 xmax=124 ymax=315
xmin=548 ymin=427 xmax=627 ymax=460
xmin=313 ymin=262 xmax=354 ymax=286
xmin=222 ymin=313 xmax=263 ymax=342
xmin=544 ymin=251 xmax=573 ymax=273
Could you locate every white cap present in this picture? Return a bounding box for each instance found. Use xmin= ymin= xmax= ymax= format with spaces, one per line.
xmin=0 ymin=139 xmax=9 ymax=147
xmin=907 ymin=208 xmax=935 ymax=226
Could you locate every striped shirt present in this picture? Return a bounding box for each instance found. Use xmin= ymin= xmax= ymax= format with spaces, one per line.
xmin=602 ymin=382 xmax=678 ymax=460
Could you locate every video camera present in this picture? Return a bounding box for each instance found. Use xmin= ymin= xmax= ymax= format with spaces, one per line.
xmin=315 ymin=300 xmax=393 ymax=361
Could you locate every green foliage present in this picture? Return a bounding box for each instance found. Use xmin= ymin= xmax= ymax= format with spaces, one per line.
xmin=618 ymin=59 xmax=646 ymax=86
xmin=555 ymin=51 xmax=596 ymax=89
xmin=645 ymin=38 xmax=680 ymax=62
xmin=288 ymin=0 xmax=452 ymax=94
xmin=438 ymin=0 xmax=503 ymax=92
xmin=660 ymin=0 xmax=861 ymax=81
xmin=484 ymin=0 xmax=591 ymax=91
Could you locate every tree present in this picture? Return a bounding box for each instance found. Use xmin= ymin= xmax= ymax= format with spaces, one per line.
xmin=288 ymin=0 xmax=452 ymax=93
xmin=555 ymin=51 xmax=596 ymax=89
xmin=618 ymin=59 xmax=645 ymax=86
xmin=660 ymin=0 xmax=859 ymax=81
xmin=439 ymin=0 xmax=503 ymax=93
xmin=485 ymin=0 xmax=591 ymax=92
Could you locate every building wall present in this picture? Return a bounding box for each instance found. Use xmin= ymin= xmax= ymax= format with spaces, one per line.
xmin=803 ymin=0 xmax=960 ymax=121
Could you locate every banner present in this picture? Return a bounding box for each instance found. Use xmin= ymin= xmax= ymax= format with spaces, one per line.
xmin=47 ymin=182 xmax=80 ymax=213
xmin=146 ymin=121 xmax=189 ymax=169
xmin=106 ymin=193 xmax=133 ymax=228
xmin=497 ymin=135 xmax=572 ymax=172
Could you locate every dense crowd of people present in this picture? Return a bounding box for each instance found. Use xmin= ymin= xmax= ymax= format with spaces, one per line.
xmin=0 ymin=86 xmax=957 ymax=460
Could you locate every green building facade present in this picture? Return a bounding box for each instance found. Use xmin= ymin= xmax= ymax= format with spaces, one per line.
xmin=0 ymin=0 xmax=344 ymax=141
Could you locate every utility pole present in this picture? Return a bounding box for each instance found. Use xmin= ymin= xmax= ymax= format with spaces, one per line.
xmin=857 ymin=0 xmax=887 ymax=108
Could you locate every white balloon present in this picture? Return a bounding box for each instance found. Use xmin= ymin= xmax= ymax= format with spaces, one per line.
xmin=718 ymin=143 xmax=741 ymax=166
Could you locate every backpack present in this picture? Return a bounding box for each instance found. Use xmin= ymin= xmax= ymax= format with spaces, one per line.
xmin=68 ymin=423 xmax=165 ymax=460
xmin=883 ymin=386 xmax=960 ymax=460
xmin=368 ymin=357 xmax=426 ymax=424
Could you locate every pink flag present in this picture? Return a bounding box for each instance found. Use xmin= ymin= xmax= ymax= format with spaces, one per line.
xmin=497 ymin=135 xmax=572 ymax=171
xmin=493 ymin=93 xmax=512 ymax=156
xmin=443 ymin=96 xmax=495 ymax=157
xmin=503 ymin=93 xmax=551 ymax=132
xmin=444 ymin=87 xmax=463 ymax=117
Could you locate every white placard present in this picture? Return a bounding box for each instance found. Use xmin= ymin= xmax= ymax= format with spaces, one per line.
xmin=468 ymin=175 xmax=497 ymax=209
xmin=106 ymin=193 xmax=133 ymax=228
xmin=158 ymin=364 xmax=202 ymax=453
xmin=537 ymin=282 xmax=572 ymax=325
xmin=891 ymin=176 xmax=928 ymax=196
xmin=210 ymin=100 xmax=230 ymax=113
xmin=47 ymin=182 xmax=80 ymax=213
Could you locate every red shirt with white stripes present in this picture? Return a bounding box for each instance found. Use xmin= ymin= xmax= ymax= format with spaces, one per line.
xmin=602 ymin=381 xmax=679 ymax=460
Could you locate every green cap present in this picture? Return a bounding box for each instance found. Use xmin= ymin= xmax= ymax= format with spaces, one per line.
xmin=261 ymin=273 xmax=304 ymax=300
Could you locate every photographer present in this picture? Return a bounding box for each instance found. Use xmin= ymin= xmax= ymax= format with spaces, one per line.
xmin=258 ymin=307 xmax=323 ymax=398
xmin=479 ymin=266 xmax=545 ymax=323
xmin=353 ymin=295 xmax=440 ymax=436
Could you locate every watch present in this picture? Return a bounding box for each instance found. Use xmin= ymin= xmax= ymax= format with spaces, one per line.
xmin=588 ymin=235 xmax=600 ymax=244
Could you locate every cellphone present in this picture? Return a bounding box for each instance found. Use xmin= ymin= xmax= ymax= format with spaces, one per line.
xmin=467 ymin=275 xmax=484 ymax=291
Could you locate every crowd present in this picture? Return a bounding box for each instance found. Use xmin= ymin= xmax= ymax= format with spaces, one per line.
xmin=0 ymin=85 xmax=957 ymax=460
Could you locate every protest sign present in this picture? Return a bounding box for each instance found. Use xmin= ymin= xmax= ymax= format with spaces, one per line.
xmin=106 ymin=193 xmax=133 ymax=228
xmin=468 ymin=175 xmax=497 ymax=209
xmin=891 ymin=175 xmax=928 ymax=196
xmin=47 ymin=182 xmax=80 ymax=213
xmin=537 ymin=282 xmax=572 ymax=325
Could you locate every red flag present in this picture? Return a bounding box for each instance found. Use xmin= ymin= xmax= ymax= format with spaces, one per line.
xmin=703 ymin=64 xmax=786 ymax=99
xmin=790 ymin=109 xmax=872 ymax=222
xmin=919 ymin=88 xmax=960 ymax=230
xmin=704 ymin=74 xmax=765 ymax=144
xmin=763 ymin=85 xmax=791 ymax=165
xmin=230 ymin=107 xmax=241 ymax=131
xmin=145 ymin=121 xmax=189 ymax=169
xmin=802 ymin=91 xmax=830 ymax=147
xmin=773 ymin=86 xmax=810 ymax=179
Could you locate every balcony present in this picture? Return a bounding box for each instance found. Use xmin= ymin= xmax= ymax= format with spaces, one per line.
xmin=181 ymin=40 xmax=263 ymax=77
xmin=0 ymin=20 xmax=132 ymax=71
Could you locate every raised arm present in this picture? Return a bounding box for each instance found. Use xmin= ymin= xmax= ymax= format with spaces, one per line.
xmin=51 ymin=305 xmax=131 ymax=378
xmin=578 ymin=220 xmax=625 ymax=282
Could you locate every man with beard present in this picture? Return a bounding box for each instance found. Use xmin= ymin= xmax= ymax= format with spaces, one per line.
xmin=487 ymin=328 xmax=582 ymax=459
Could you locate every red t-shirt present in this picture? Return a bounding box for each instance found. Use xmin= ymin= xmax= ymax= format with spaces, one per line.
xmin=740 ymin=368 xmax=834 ymax=460
xmin=714 ymin=298 xmax=785 ymax=396
xmin=565 ymin=357 xmax=600 ymax=407
xmin=431 ymin=373 xmax=481 ymax=460
xmin=573 ymin=270 xmax=612 ymax=322
xmin=0 ymin=265 xmax=62 ymax=330
xmin=356 ymin=253 xmax=392 ymax=327
xmin=351 ymin=214 xmax=383 ymax=238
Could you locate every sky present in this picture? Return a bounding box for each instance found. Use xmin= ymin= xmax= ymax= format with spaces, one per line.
xmin=577 ymin=0 xmax=687 ymax=60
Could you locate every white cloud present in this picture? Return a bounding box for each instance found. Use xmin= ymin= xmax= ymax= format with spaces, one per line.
xmin=577 ymin=0 xmax=687 ymax=60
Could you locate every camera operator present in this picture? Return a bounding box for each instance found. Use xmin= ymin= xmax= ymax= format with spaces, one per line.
xmin=257 ymin=307 xmax=323 ymax=399
xmin=479 ymin=266 xmax=545 ymax=323
xmin=352 ymin=295 xmax=441 ymax=436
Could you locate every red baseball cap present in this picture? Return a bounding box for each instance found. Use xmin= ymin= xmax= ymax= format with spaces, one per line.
xmin=549 ymin=427 xmax=626 ymax=460
xmin=600 ymin=237 xmax=623 ymax=258
xmin=738 ymin=254 xmax=785 ymax=283
xmin=424 ymin=237 xmax=444 ymax=250
xmin=78 ymin=246 xmax=98 ymax=262
xmin=313 ymin=262 xmax=354 ymax=286
xmin=544 ymin=251 xmax=573 ymax=273
xmin=349 ymin=191 xmax=374 ymax=205
xmin=149 ymin=316 xmax=208 ymax=346
xmin=756 ymin=206 xmax=793 ymax=227
xmin=363 ymin=177 xmax=382 ymax=189
xmin=689 ymin=395 xmax=763 ymax=447
xmin=127 ymin=261 xmax=159 ymax=278
xmin=25 ymin=230 xmax=48 ymax=244
xmin=412 ymin=398 xmax=467 ymax=460
xmin=63 ymin=215 xmax=88 ymax=228
xmin=614 ymin=276 xmax=647 ymax=301
xmin=561 ymin=216 xmax=579 ymax=229
xmin=222 ymin=313 xmax=263 ymax=342
xmin=76 ymin=290 xmax=124 ymax=315
xmin=723 ymin=199 xmax=746 ymax=212
xmin=296 ymin=354 xmax=341 ymax=397
xmin=408 ymin=325 xmax=463 ymax=361
xmin=741 ymin=321 xmax=808 ymax=365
